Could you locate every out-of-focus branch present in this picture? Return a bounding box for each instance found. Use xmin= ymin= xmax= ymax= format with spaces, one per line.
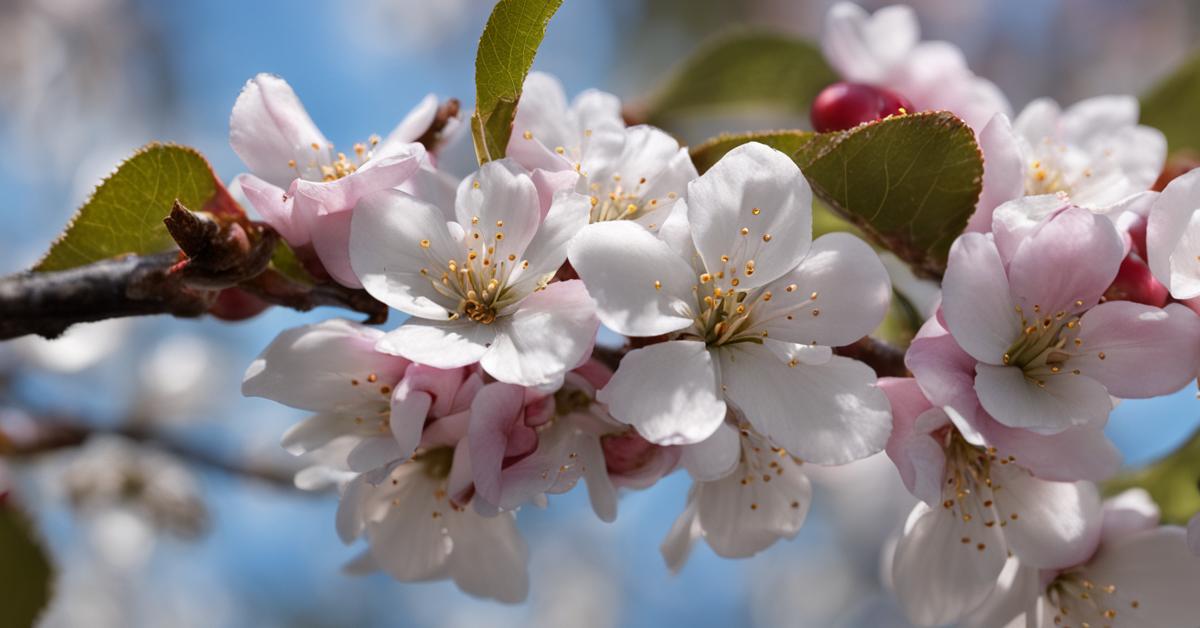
xmin=834 ymin=336 xmax=909 ymax=377
xmin=0 ymin=204 xmax=386 ymax=340
xmin=2 ymin=418 xmax=306 ymax=492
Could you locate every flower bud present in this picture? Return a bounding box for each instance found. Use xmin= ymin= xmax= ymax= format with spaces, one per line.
xmin=810 ymin=82 xmax=914 ymax=133
xmin=1104 ymin=253 xmax=1169 ymax=307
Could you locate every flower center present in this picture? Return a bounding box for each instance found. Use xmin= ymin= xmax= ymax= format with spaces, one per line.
xmin=288 ymin=136 xmax=380 ymax=182
xmin=1045 ymin=571 xmax=1141 ymax=628
xmin=416 ymin=217 xmax=529 ymax=323
xmin=1026 ymin=156 xmax=1073 ymax=196
xmin=1002 ymin=301 xmax=1090 ymax=385
xmin=937 ymin=432 xmax=1024 ymax=546
xmin=684 ymin=276 xmax=818 ymax=348
xmin=587 ymin=175 xmax=676 ymax=225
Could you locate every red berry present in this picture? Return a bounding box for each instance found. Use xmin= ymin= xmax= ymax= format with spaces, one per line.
xmin=811 ymin=82 xmax=915 ymax=133
xmin=209 ymin=287 xmax=271 ymax=321
xmin=1104 ymin=253 xmax=1168 ymax=308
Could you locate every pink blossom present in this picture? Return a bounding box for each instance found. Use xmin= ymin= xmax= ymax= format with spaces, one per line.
xmin=931 ymin=199 xmax=1200 ymax=433
xmin=509 ymin=72 xmax=696 ymax=229
xmin=968 ymin=96 xmax=1166 ymax=233
xmin=349 ymin=160 xmax=600 ymax=387
xmin=568 ymin=142 xmax=893 ymax=466
xmin=880 ymin=377 xmax=1105 ymax=626
xmin=230 ymin=73 xmax=431 ymax=287
xmin=965 ymin=489 xmax=1200 ymax=627
xmin=821 ymin=3 xmax=1011 ymax=132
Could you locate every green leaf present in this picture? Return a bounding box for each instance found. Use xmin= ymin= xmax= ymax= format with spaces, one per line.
xmin=643 ymin=31 xmax=836 ymax=126
xmin=269 ymin=240 xmax=314 ymax=286
xmin=1142 ymin=51 xmax=1200 ymax=154
xmin=0 ymin=504 xmax=54 ymax=628
xmin=691 ymin=113 xmax=983 ymax=277
xmin=690 ymin=130 xmax=815 ymax=174
xmin=1105 ymin=426 xmax=1200 ymax=525
xmin=35 ymin=143 xmax=241 ymax=272
xmin=471 ymin=0 xmax=563 ymax=163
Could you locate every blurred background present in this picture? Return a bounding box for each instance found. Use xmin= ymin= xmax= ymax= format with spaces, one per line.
xmin=2 ymin=0 xmax=1200 ymax=626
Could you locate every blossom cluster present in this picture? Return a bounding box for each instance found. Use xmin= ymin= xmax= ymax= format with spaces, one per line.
xmin=236 ymin=2 xmax=1200 ymax=622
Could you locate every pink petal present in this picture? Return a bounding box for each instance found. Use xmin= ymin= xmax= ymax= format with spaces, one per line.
xmin=467 ymin=382 xmax=528 ymax=505
xmin=237 ymin=174 xmax=308 ymax=246
xmin=1073 ymin=301 xmax=1200 ymax=398
xmin=1007 ymin=206 xmax=1124 ymax=316
xmin=966 ymin=114 xmax=1024 ymax=234
xmin=976 ymin=416 xmax=1120 ymax=483
xmin=229 ymin=73 xmax=330 ymax=189
xmin=975 ymin=363 xmax=1112 ymax=432
xmin=905 ymin=315 xmax=981 ymax=421
xmin=941 ymin=233 xmax=1020 ymax=364
xmin=879 ymin=377 xmax=949 ymax=506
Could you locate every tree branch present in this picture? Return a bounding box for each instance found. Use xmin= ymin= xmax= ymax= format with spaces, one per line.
xmin=834 ymin=336 xmax=909 ymax=378
xmin=2 ymin=418 xmax=306 ymax=492
xmin=0 ymin=204 xmax=387 ymax=340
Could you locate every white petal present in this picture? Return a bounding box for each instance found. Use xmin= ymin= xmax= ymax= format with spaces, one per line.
xmin=454 ymin=160 xmax=542 ymax=263
xmin=349 ymin=189 xmax=460 ymax=319
xmin=1061 ymin=95 xmax=1139 ymax=143
xmin=660 ymin=495 xmax=701 ymax=573
xmin=568 ymin=221 xmax=697 ymax=336
xmin=229 ymin=73 xmax=330 ymax=188
xmin=1148 ymin=168 xmax=1200 ymax=298
xmin=681 ymin=421 xmax=741 ymax=482
xmin=1082 ymin=526 xmax=1200 ymax=627
xmin=1101 ymin=488 xmax=1161 ymax=545
xmin=579 ymin=434 xmax=617 ymax=522
xmin=1013 ymin=98 xmax=1061 ymax=145
xmin=993 ymin=466 xmax=1102 ymax=569
xmin=597 ymin=341 xmax=726 ymax=445
xmin=892 ymin=502 xmax=1008 ymax=627
xmin=243 ymin=319 xmax=408 ymax=412
xmin=346 ymin=437 xmax=404 ymax=472
xmin=967 ymin=114 xmax=1025 ymax=233
xmin=507 ymin=191 xmax=590 ymax=294
xmin=688 ymin=142 xmax=812 ymax=290
xmin=991 ymin=195 xmax=1072 ymax=265
xmin=363 ymin=465 xmax=452 ymax=581
xmin=961 ymin=559 xmax=1041 ymax=628
xmin=942 ymin=233 xmax=1020 ymax=364
xmin=975 ymin=364 xmax=1113 ymax=432
xmin=378 ymin=93 xmax=438 ymax=150
xmin=280 ymin=413 xmax=380 ymax=456
xmin=336 ymin=476 xmax=366 ymax=544
xmin=822 ymin=3 xmax=917 ymax=83
xmin=445 ymin=510 xmax=530 ymax=603
xmin=754 ymin=232 xmax=891 ymax=347
xmin=376 ymin=319 xmax=496 ymax=369
xmin=694 ymin=434 xmax=812 ymax=558
xmin=480 ymin=280 xmax=598 ymax=386
xmin=508 ymin=72 xmax=574 ymax=171
xmin=718 ymin=345 xmax=892 ymax=465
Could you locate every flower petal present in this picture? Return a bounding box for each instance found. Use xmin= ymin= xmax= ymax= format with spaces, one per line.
xmin=568 ymin=220 xmax=697 ymax=336
xmin=467 ymin=382 xmax=527 ymax=506
xmin=597 ymin=340 xmax=726 ymax=445
xmin=1008 ymin=206 xmax=1124 ymax=315
xmin=687 ymin=142 xmax=812 ymax=291
xmin=993 ymin=467 xmax=1102 ymax=569
xmin=991 ymin=194 xmax=1071 ymax=265
xmin=506 ymin=190 xmax=590 ymax=296
xmin=308 ymin=210 xmax=358 ymax=288
xmin=375 ymin=319 xmax=496 ymax=369
xmin=905 ymin=315 xmax=982 ymax=421
xmin=967 ymin=114 xmax=1024 ymax=233
xmin=455 ymin=160 xmax=542 ymax=263
xmin=892 ymin=502 xmax=1008 ymax=627
xmin=350 ymin=189 xmax=461 ymax=318
xmin=229 ymin=73 xmax=330 ymax=188
xmin=680 ymin=421 xmax=741 ymax=482
xmin=977 ymin=419 xmax=1120 ymax=483
xmin=694 ymin=431 xmax=812 ymax=559
xmin=236 ymin=174 xmax=307 ymax=246
xmin=444 ymin=510 xmax=530 ymax=604
xmin=1082 ymin=527 xmax=1200 ymax=626
xmin=975 ymin=363 xmax=1112 ymax=432
xmin=754 ymin=232 xmax=891 ymax=347
xmin=242 ymin=319 xmax=408 ymax=412
xmin=941 ymin=232 xmax=1020 ymax=364
xmin=822 ymin=3 xmax=917 ymax=83
xmin=960 ymin=559 xmax=1041 ymax=628
xmin=363 ymin=465 xmax=451 ymax=581
xmin=481 ymin=280 xmax=599 ymax=387
xmin=1074 ymin=301 xmax=1200 ymax=398
xmin=1148 ymin=168 xmax=1200 ymax=298
xmin=880 ymin=377 xmax=949 ymax=507
xmin=1101 ymin=488 xmax=1161 ymax=546
xmin=719 ymin=344 xmax=891 ymax=465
